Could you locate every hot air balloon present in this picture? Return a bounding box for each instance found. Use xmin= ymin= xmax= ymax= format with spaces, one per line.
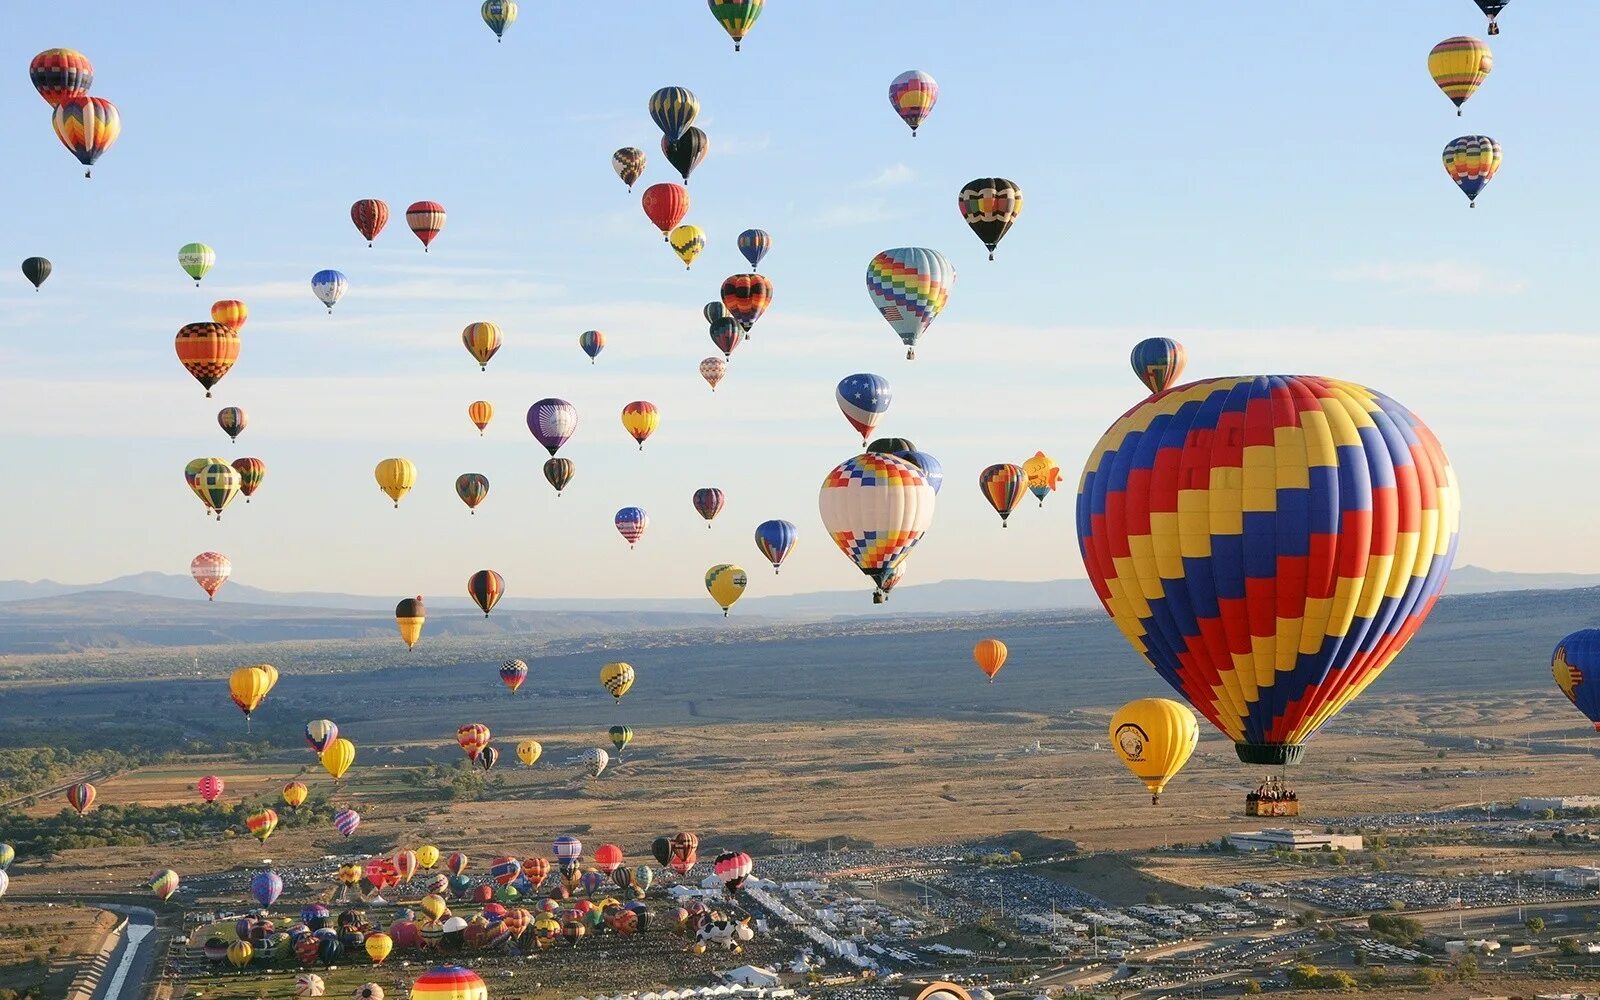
xmin=979 ymin=464 xmax=1027 ymax=526
xmin=194 ymin=462 xmax=241 ymax=520
xmin=149 ymin=869 xmax=180 ymax=901
xmin=1078 ymin=376 xmax=1459 ymax=767
xmin=713 ymin=851 xmax=752 ymax=894
xmin=467 ymin=400 xmax=494 ymax=435
xmin=734 ymin=228 xmax=772 ymax=271
xmin=247 ymin=808 xmax=278 ymax=842
xmin=1108 ymin=697 xmax=1199 ymax=804
xmin=1130 ymin=337 xmax=1186 ymax=394
xmin=1429 ymin=36 xmax=1492 ymax=115
xmin=365 ymin=931 xmax=394 ymax=964
xmin=468 ymin=570 xmax=504 ymax=616
xmin=582 ymin=747 xmax=610 ymax=779
xmin=455 ymin=473 xmax=489 ymax=514
xmin=311 ymin=269 xmax=347 ymax=312
xmin=661 ymin=127 xmax=709 ymax=184
xmin=888 ymin=70 xmax=938 ymax=135
xmin=396 ymin=596 xmax=426 ymax=649
xmin=601 ymin=662 xmax=636 ymax=702
xmin=175 ymin=322 xmax=239 ymax=398
xmin=1474 ymin=0 xmax=1507 ymax=35
xmin=708 ymin=0 xmax=763 ymax=50
xmin=482 ymin=0 xmax=517 ymax=40
xmin=210 ymin=300 xmax=248 ymax=333
xmin=230 ymin=666 xmax=272 ymax=723
xmin=191 ymin=551 xmax=231 ymax=600
xmin=700 ymin=356 xmax=728 ymax=390
xmin=53 ymin=96 xmax=120 ymax=176
xmin=0 ymin=844 xmax=15 ymax=870
xmin=321 ymin=738 xmax=355 ymax=782
xmin=608 ymin=727 xmax=633 ymax=756
xmin=1021 ymin=451 xmax=1061 ymax=507
xmin=491 ymin=857 xmax=522 ymax=886
xmin=67 ymin=782 xmax=95 ymax=816
xmin=621 ymin=401 xmax=659 ymax=449
xmin=642 ymin=183 xmax=690 ymax=241
xmin=351 ymin=199 xmax=389 ymax=246
xmin=406 ymin=201 xmax=446 ymax=251
xmin=612 ymin=147 xmax=646 ymax=191
xmin=693 ymin=488 xmax=726 ymax=526
xmin=21 ymin=257 xmax=51 ymax=291
xmin=417 ymin=845 xmax=440 ymax=870
xmin=528 ymin=398 xmax=578 ymax=455
xmin=197 ymin=775 xmax=225 ymax=804
xmin=457 ymin=724 xmax=492 ymax=759
xmin=615 ymin=507 xmax=650 ymax=548
xmin=282 ymin=781 xmax=308 ymax=810
xmin=720 ymin=274 xmax=773 ymax=335
xmin=553 ymin=835 xmax=583 ymax=869
xmin=710 ymin=318 xmax=742 ymax=358
xmin=819 ymin=453 xmax=935 ymax=600
xmin=705 ymin=564 xmax=748 ymax=616
xmin=648 ymin=86 xmax=699 ymax=143
xmin=1553 ymin=631 xmax=1600 ymax=730
xmin=836 ymin=373 xmax=892 ymax=445
xmin=177 ymin=243 xmax=215 ymax=285
xmin=1443 ymin=135 xmax=1501 ymax=206
xmin=305 ymin=719 xmax=338 ymax=754
xmin=333 ymin=808 xmax=361 ymax=838
xmin=459 ymin=323 xmax=501 ymax=372
xmin=413 ymin=966 xmax=487 ymax=999
xmin=374 ymin=458 xmax=416 ymax=507
xmin=754 ymin=520 xmax=798 ymax=574
xmin=228 ymin=940 xmax=254 ymax=968
xmin=517 ymin=739 xmax=542 ymax=766
xmin=669 ymin=225 xmax=706 ymax=269
xmin=296 ymin=973 xmax=326 ymax=997
xmin=578 ymin=329 xmax=605 ymax=363
xmin=230 ymin=456 xmax=266 ymax=502
xmin=252 ymin=870 xmax=284 ymax=907
xmin=216 ymin=406 xmax=247 ymax=443
xmin=959 ymin=178 xmax=1023 ymax=260
xmin=543 ymin=457 xmax=575 ymax=495
xmin=670 ymin=832 xmax=700 ymax=875
xmin=257 ymin=663 xmax=280 ymax=692
xmin=867 ymin=248 xmax=955 ymax=359
xmin=973 ymin=639 xmax=1007 ymax=682
xmin=894 ymin=449 xmax=944 ymax=495
xmin=29 ymin=48 xmax=92 ymax=107
xmin=500 ymin=658 xmax=528 ymax=693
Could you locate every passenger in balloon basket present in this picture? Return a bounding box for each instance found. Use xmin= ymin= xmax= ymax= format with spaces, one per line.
xmin=1244 ymin=774 xmax=1299 ymax=817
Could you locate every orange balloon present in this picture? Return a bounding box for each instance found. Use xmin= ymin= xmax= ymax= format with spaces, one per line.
xmin=210 ymin=300 xmax=249 ymax=331
xmin=973 ymin=639 xmax=1007 ymax=682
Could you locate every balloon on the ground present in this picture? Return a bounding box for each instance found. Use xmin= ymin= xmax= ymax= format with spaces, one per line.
xmin=1076 ymin=375 xmax=1459 ymax=766
xmin=1110 ymin=698 xmax=1199 ymax=804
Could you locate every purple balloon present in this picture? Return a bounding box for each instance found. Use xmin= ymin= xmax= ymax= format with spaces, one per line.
xmin=251 ymin=870 xmax=283 ymax=908
xmin=527 ymin=398 xmax=578 ymax=456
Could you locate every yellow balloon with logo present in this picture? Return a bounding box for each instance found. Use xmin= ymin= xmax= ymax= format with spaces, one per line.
xmin=517 ymin=739 xmax=543 ymax=767
xmin=705 ymin=563 xmax=748 ymax=616
xmin=374 ymin=457 xmax=417 ymax=507
xmin=416 ymin=844 xmax=440 ymax=870
xmin=365 ymin=931 xmax=393 ymax=964
xmin=1109 ymin=698 xmax=1198 ymax=805
xmin=321 ymin=737 xmax=356 ymax=782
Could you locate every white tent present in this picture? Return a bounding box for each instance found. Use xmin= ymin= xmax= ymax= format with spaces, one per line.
xmin=722 ymin=966 xmax=781 ymax=988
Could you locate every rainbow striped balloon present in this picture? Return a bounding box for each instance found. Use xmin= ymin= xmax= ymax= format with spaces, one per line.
xmin=332 ymin=808 xmax=361 ymax=838
xmin=866 ymin=248 xmax=954 ymax=359
xmin=1076 ymin=376 xmax=1459 ymax=765
xmin=411 ymin=966 xmax=487 ymax=1000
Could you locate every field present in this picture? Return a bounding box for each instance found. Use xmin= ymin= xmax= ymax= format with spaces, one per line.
xmin=0 ymin=904 xmax=119 ymax=998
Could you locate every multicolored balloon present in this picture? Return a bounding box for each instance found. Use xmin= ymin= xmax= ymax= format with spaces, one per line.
xmin=835 ymin=373 xmax=892 ymax=445
xmin=282 ymin=781 xmax=308 ymax=810
xmin=191 ymin=551 xmax=231 ymax=600
xmin=543 ymin=457 xmax=575 ymax=495
xmin=232 ymin=457 xmax=266 ymax=501
xmin=648 ymin=86 xmax=700 ymax=143
xmin=305 ymin=719 xmax=338 ymax=754
xmin=700 ymin=356 xmax=728 ymax=390
xmin=612 ymin=147 xmax=646 ymax=191
xmin=455 ymin=473 xmax=489 ymax=514
xmin=67 ymin=781 xmax=96 ymax=815
xmin=578 ymin=329 xmax=605 ymax=363
xmin=246 ymin=807 xmax=278 ymax=842
xmin=708 ymin=0 xmax=763 ymax=50
xmin=333 ymin=808 xmax=361 ymax=838
xmin=979 ymin=463 xmax=1028 ymax=526
xmin=500 ymin=658 xmax=528 ymax=694
xmin=482 ymin=0 xmax=518 ymax=41
xmin=411 ymin=966 xmax=486 ymax=999
xmin=174 ymin=322 xmax=239 ymax=398
xmin=468 ymin=570 xmax=505 ymax=617
xmin=866 ymin=248 xmax=954 ymax=359
xmin=712 ymin=851 xmax=752 ymax=894
xmin=178 ymin=243 xmax=215 ymax=285
xmin=705 ymin=564 xmax=748 ymax=616
xmin=1130 ymin=338 xmax=1186 ymax=394
xmin=693 ymin=487 xmax=726 ymax=526
xmin=888 ymin=70 xmax=938 ymax=135
xmin=149 ymin=869 xmax=180 ymax=901
xmin=754 ymin=519 xmax=798 ymax=574
xmin=621 ymin=401 xmax=659 ymax=449
xmin=1077 ymin=375 xmax=1459 ymax=765
xmin=1021 ymin=451 xmax=1061 ymax=507
xmin=959 ymin=178 xmax=1023 ymax=260
xmin=468 ymin=400 xmax=494 ymax=435
xmin=252 ymin=870 xmax=284 ymax=907
xmin=461 ymin=322 xmax=502 ymax=371
xmin=351 ymin=199 xmax=389 ymax=246
xmin=710 ymin=317 xmax=742 ymax=358
xmin=217 ymin=406 xmax=247 ymax=442
xmin=818 ymin=453 xmax=935 ymax=600
xmin=614 ymin=507 xmax=649 ymax=548
xmin=528 ymin=398 xmax=578 ymax=456
xmin=406 ymin=201 xmax=446 ymax=251
xmin=601 ymin=661 xmax=636 ymax=702
xmin=29 ymin=49 xmax=92 ymax=107
xmin=1429 ymin=36 xmax=1492 ymax=115
xmin=720 ymin=274 xmax=773 ymax=335
xmin=582 ymin=747 xmax=610 ymax=779
xmin=608 ymin=727 xmax=633 ymax=756
xmin=895 ymin=450 xmax=944 ymax=495
xmin=1553 ymin=630 xmax=1600 ymax=730
xmin=1443 ymin=135 xmax=1501 ymax=206
xmin=736 ymin=228 xmax=771 ymax=271
xmin=52 ymin=96 xmax=120 ymax=177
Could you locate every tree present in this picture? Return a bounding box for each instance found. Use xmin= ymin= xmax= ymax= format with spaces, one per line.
xmin=1240 ymin=980 xmax=1262 ymax=995
xmin=1525 ymin=916 xmax=1545 ymax=936
xmin=1145 ymin=892 xmax=1163 ymax=905
xmin=1557 ymin=937 xmax=1580 ymax=956
xmin=1287 ymin=964 xmax=1321 ymax=988
xmin=1455 ymin=953 xmax=1478 ymax=980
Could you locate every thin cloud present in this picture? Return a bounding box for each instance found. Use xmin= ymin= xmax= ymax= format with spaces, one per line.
xmin=864 ymin=163 xmax=915 ymax=188
xmin=1334 ymin=261 xmax=1528 ymax=295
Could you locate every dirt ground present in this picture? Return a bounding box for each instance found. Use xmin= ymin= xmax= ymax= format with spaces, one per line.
xmin=0 ymin=904 xmax=118 ymax=997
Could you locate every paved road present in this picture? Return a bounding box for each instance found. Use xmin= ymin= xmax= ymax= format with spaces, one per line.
xmin=93 ymin=905 xmax=157 ymax=1000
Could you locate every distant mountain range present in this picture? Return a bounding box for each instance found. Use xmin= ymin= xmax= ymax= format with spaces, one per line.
xmin=0 ymin=564 xmax=1583 ymax=616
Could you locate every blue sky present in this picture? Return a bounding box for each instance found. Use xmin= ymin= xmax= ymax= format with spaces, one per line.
xmin=1 ymin=1 xmax=1594 ymax=602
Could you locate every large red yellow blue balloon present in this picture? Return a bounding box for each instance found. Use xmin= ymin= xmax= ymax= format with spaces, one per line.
xmin=1076 ymin=376 xmax=1460 ymax=765
xmin=1553 ymin=630 xmax=1600 ymax=730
